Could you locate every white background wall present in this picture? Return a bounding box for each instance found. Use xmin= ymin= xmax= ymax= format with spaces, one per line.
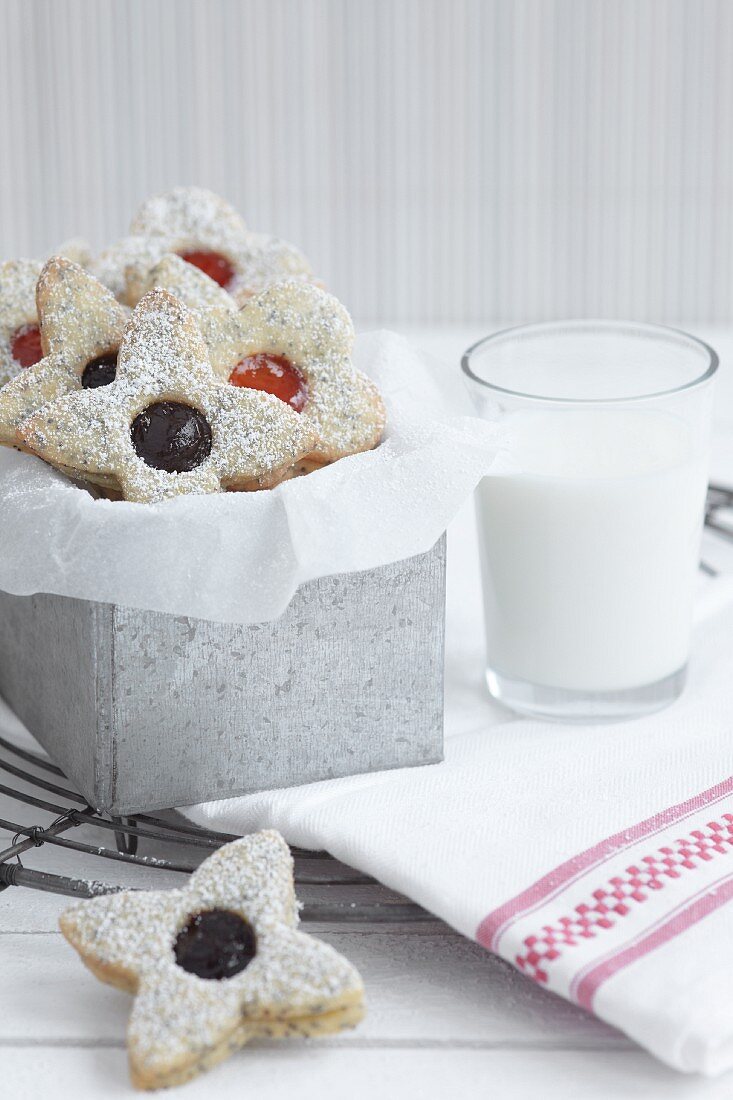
xmin=1 ymin=0 xmax=732 ymax=324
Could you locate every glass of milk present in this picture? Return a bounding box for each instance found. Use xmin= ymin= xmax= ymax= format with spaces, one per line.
xmin=462 ymin=321 xmax=718 ymax=723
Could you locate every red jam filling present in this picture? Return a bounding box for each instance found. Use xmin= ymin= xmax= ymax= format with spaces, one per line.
xmin=10 ymin=323 xmax=43 ymax=368
xmin=178 ymin=250 xmax=236 ymax=289
xmin=229 ymin=354 xmax=308 ymax=412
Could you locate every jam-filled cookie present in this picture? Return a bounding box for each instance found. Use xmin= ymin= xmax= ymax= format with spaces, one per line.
xmin=18 ymin=288 xmax=315 ymax=502
xmin=226 ymin=281 xmax=382 ymax=464
xmin=0 ymin=260 xmax=46 ymax=387
xmin=90 ymin=186 xmax=315 ymax=307
xmin=130 ymin=255 xmax=385 ymax=467
xmin=0 ymin=242 xmax=93 ymax=389
xmin=0 ymin=257 xmax=127 ymax=447
xmin=59 ymin=830 xmax=365 ymax=1090
xmin=130 ymin=185 xmax=251 ymax=241
xmin=52 ymin=237 xmax=93 ymax=269
xmin=131 ymin=253 xmax=238 ymax=347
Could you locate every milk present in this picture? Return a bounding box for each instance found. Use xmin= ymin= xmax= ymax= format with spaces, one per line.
xmin=476 ymin=408 xmax=708 ymax=693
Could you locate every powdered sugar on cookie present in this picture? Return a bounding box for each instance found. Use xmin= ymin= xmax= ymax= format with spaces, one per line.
xmin=59 ymin=831 xmax=364 ymax=1090
xmin=127 ymin=261 xmax=386 ymax=467
xmin=18 ymin=288 xmax=315 ymax=502
xmin=0 ymin=259 xmax=43 ymax=387
xmin=0 ymin=257 xmax=127 ymax=447
xmin=88 ymin=187 xmax=316 ymax=306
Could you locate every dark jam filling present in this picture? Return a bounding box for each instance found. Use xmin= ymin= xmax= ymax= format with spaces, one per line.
xmin=178 ymin=250 xmax=236 ymax=289
xmin=229 ymin=353 xmax=308 ymax=412
xmin=130 ymin=400 xmax=213 ymax=473
xmin=81 ymin=353 xmax=118 ymax=389
xmin=10 ymin=323 xmax=43 ymax=368
xmin=173 ymin=909 xmax=257 ymax=980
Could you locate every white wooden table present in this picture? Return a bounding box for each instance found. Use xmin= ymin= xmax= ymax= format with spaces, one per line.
xmin=2 ymin=326 xmax=733 ymax=1100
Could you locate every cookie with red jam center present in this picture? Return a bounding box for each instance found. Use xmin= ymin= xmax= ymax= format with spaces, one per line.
xmin=0 ymin=257 xmax=127 ymax=449
xmin=0 ymin=259 xmax=45 ymax=390
xmin=10 ymin=323 xmax=43 ymax=369
xmin=89 ymin=186 xmax=316 ymax=307
xmin=0 ymin=240 xmax=94 ymax=392
xmin=178 ymin=249 xmax=237 ymax=289
xmin=229 ymin=353 xmax=309 ymax=412
xmin=133 ymin=256 xmax=386 ymax=470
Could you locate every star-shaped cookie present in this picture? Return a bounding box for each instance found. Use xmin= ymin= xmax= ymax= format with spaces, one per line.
xmin=18 ymin=287 xmax=315 ymax=501
xmin=0 ymin=240 xmax=93 ymax=389
xmin=0 ymin=256 xmax=128 ymax=448
xmin=130 ymin=252 xmax=239 ymax=355
xmin=89 ymin=186 xmax=315 ymax=307
xmin=60 ymin=831 xmax=365 ymax=1090
xmin=130 ymin=257 xmax=386 ymax=467
xmin=0 ymin=259 xmax=45 ymax=389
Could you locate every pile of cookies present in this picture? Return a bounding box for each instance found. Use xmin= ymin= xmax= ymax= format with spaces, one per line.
xmin=0 ymin=188 xmax=386 ymax=503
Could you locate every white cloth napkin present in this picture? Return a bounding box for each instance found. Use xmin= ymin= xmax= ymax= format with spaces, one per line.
xmin=183 ymin=497 xmax=733 ymax=1077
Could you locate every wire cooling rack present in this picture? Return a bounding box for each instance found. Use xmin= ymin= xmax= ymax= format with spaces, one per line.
xmin=2 ymin=483 xmax=733 ymax=920
xmin=0 ymin=733 xmax=430 ymax=922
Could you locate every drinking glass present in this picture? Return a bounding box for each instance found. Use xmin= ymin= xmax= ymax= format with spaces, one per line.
xmin=462 ymin=321 xmax=718 ymax=723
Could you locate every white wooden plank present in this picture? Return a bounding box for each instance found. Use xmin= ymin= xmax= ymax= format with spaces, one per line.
xmin=0 ymin=931 xmax=620 ymax=1047
xmin=0 ymin=1047 xmax=730 ymax=1100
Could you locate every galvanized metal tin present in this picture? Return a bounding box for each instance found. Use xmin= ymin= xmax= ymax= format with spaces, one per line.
xmin=0 ymin=537 xmax=446 ymax=814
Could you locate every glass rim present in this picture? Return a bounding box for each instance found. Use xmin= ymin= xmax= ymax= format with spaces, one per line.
xmin=461 ymin=319 xmax=719 ymax=405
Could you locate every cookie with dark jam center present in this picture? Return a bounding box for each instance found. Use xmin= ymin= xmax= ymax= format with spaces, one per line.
xmin=174 ymin=908 xmax=257 ymax=980
xmin=130 ymin=400 xmax=213 ymax=473
xmin=81 ymin=353 xmax=118 ymax=389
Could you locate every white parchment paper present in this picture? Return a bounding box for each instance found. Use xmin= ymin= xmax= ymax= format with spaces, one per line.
xmin=0 ymin=331 xmax=500 ymax=623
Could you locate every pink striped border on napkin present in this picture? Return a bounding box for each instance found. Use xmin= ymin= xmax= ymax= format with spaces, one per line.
xmin=477 ymin=776 xmax=733 ymax=1010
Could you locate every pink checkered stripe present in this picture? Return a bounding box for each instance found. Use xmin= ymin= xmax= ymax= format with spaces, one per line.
xmin=516 ymin=813 xmax=733 ymax=984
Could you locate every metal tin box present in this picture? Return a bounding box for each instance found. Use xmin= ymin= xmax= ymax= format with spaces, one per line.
xmin=0 ymin=537 xmax=445 ymax=814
